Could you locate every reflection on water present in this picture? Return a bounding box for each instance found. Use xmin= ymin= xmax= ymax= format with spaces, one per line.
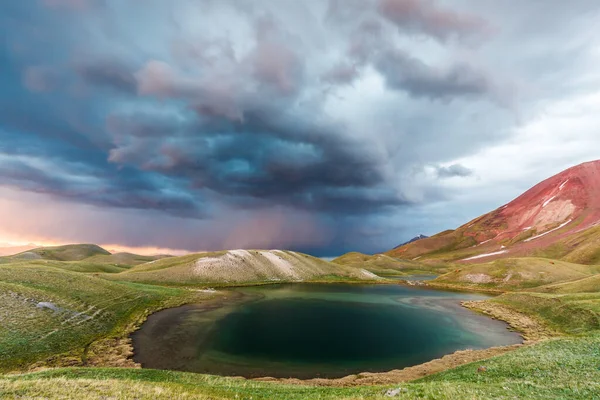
xmin=132 ymin=283 xmax=521 ymax=379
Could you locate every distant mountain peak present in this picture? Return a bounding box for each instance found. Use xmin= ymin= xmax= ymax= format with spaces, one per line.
xmin=395 ymin=234 xmax=429 ymax=249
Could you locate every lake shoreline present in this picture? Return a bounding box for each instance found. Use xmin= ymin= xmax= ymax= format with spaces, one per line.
xmin=125 ymin=282 xmax=539 ymax=385
xmin=28 ymin=279 xmax=550 ymax=387
xmin=251 ymin=299 xmax=554 ymax=387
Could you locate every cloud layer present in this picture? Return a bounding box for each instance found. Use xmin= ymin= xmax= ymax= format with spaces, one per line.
xmin=0 ymin=0 xmax=599 ymax=255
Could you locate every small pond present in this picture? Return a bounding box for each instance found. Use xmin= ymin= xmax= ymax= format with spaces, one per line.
xmin=132 ymin=283 xmax=521 ymax=379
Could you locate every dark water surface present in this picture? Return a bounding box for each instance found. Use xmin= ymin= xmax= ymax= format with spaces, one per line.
xmin=132 ymin=284 xmax=521 ymax=378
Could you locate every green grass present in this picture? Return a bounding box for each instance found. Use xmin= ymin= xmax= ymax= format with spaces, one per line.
xmin=492 ymin=292 xmax=600 ymax=335
xmin=0 ymin=264 xmax=202 ymax=372
xmin=553 ymin=225 xmax=600 ymax=265
xmin=3 ymin=245 xmax=600 ymax=399
xmin=2 ymin=245 xmax=167 ymax=272
xmin=538 ymin=274 xmax=600 ymax=294
xmin=431 ymin=257 xmax=600 ymax=291
xmin=332 ymin=252 xmax=448 ymax=276
xmin=2 ymin=335 xmax=600 ymax=399
xmin=83 ymin=252 xmax=167 ymax=267
xmin=0 ymin=259 xmax=130 ymax=273
xmin=10 ymin=244 xmax=110 ymax=261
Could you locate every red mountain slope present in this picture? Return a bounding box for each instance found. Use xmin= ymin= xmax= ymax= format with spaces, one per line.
xmin=388 ymin=160 xmax=600 ymax=263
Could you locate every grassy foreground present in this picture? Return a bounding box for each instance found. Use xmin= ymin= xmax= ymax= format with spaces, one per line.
xmin=1 ymin=335 xmax=599 ymax=399
xmin=2 ymin=247 xmax=600 ymax=399
xmin=0 ymin=263 xmax=211 ymax=372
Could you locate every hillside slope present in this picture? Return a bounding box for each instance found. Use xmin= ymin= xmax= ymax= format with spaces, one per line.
xmin=10 ymin=244 xmax=110 ymax=262
xmin=1 ymin=245 xmax=169 ymax=272
xmin=0 ymin=263 xmax=200 ymax=371
xmin=83 ymin=252 xmax=169 ymax=267
xmin=535 ymin=274 xmax=600 ymax=294
xmin=115 ymin=249 xmax=378 ymax=285
xmin=389 ymin=160 xmax=600 ymax=263
xmin=332 ymin=252 xmax=447 ymax=276
xmin=430 ymin=257 xmax=600 ymax=291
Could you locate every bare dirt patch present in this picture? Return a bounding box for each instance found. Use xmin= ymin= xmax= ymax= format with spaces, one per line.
xmin=461 ymin=300 xmax=557 ymax=343
xmin=464 ymin=273 xmax=493 ymax=283
xmin=255 ymin=344 xmax=521 ymax=387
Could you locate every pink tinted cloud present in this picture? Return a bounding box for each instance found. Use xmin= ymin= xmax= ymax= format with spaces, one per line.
xmin=135 ymin=60 xmax=177 ymax=97
xmin=378 ymin=0 xmax=490 ymax=42
xmin=134 ymin=60 xmax=244 ymax=121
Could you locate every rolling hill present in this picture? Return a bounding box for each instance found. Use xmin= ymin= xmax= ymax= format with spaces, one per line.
xmin=10 ymin=244 xmax=111 ymax=261
xmin=535 ymin=273 xmax=600 ymax=294
xmin=332 ymin=252 xmax=447 ymax=276
xmin=82 ymin=252 xmax=170 ymax=267
xmin=113 ymin=249 xmax=379 ymax=286
xmin=430 ymin=257 xmax=600 ymax=291
xmin=1 ymin=244 xmax=170 ymax=273
xmin=388 ymin=160 xmax=600 ymax=263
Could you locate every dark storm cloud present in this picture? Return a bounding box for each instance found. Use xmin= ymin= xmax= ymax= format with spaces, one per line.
xmin=75 ymin=60 xmax=137 ymax=94
xmin=0 ymin=152 xmax=203 ymax=217
xmin=435 ymin=164 xmax=473 ymax=178
xmin=105 ymin=105 xmax=403 ymax=213
xmin=374 ymin=48 xmax=492 ymax=100
xmin=5 ymin=0 xmax=570 ymax=254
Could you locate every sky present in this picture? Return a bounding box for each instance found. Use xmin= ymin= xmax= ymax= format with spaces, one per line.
xmin=0 ymin=0 xmax=599 ymax=256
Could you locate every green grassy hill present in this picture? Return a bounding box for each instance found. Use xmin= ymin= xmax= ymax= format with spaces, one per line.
xmin=1 ymin=245 xmax=170 ymax=273
xmin=533 ymin=225 xmax=600 ymax=264
xmin=535 ymin=274 xmax=600 ymax=294
xmin=430 ymin=257 xmax=600 ymax=291
xmin=332 ymin=252 xmax=448 ymax=276
xmin=0 ymin=259 xmax=129 ymax=274
xmin=113 ymin=249 xmax=379 ymax=286
xmin=484 ymin=292 xmax=600 ymax=335
xmin=10 ymin=244 xmax=111 ymax=262
xmin=0 ymin=263 xmax=205 ymax=372
xmin=84 ymin=252 xmax=169 ymax=267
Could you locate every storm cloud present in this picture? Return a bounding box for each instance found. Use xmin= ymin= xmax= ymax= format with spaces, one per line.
xmin=0 ymin=0 xmax=599 ymax=255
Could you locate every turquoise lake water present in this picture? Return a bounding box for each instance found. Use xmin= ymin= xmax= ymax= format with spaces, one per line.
xmin=132 ymin=283 xmax=521 ymax=378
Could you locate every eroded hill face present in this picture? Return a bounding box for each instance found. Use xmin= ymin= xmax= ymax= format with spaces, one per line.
xmin=389 ymin=161 xmax=600 ymax=263
xmin=117 ymin=249 xmax=379 ymax=285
